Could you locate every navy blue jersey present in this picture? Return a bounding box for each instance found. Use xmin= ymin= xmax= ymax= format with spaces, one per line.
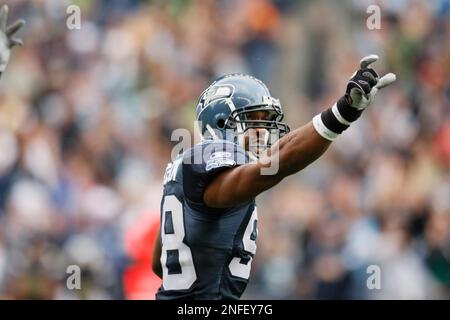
xmin=156 ymin=140 xmax=258 ymax=300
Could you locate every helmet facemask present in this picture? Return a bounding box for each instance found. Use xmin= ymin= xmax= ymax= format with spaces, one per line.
xmin=225 ymin=96 xmax=290 ymax=161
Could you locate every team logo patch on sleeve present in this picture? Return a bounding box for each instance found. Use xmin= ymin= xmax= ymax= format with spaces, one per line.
xmin=206 ymin=151 xmax=236 ymax=171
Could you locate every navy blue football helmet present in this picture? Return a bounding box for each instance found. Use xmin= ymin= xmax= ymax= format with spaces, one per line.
xmin=196 ymin=74 xmax=290 ymax=158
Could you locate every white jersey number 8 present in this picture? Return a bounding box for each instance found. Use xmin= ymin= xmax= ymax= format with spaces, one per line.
xmin=160 ymin=195 xmax=197 ymax=290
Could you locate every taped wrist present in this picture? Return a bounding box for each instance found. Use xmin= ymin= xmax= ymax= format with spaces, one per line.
xmin=312 ymin=96 xmax=363 ymax=141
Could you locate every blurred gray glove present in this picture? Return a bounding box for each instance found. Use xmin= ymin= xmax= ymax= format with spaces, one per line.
xmin=346 ymin=54 xmax=396 ymax=110
xmin=0 ymin=5 xmax=25 ymax=73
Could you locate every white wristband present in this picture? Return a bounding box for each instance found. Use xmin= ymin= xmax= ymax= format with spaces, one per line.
xmin=312 ymin=114 xmax=339 ymax=141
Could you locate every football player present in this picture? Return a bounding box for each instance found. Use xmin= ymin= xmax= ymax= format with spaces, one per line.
xmin=0 ymin=5 xmax=25 ymax=78
xmin=152 ymin=55 xmax=396 ymax=299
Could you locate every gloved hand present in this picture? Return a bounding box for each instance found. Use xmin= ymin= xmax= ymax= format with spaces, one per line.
xmin=0 ymin=5 xmax=25 ymax=74
xmin=345 ymin=54 xmax=396 ymax=110
xmin=312 ymin=54 xmax=397 ymax=141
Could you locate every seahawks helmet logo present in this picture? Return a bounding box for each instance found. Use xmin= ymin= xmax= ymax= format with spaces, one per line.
xmin=199 ymin=84 xmax=234 ymax=110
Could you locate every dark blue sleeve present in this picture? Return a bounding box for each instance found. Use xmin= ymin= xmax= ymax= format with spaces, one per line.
xmin=182 ymin=140 xmax=248 ymax=205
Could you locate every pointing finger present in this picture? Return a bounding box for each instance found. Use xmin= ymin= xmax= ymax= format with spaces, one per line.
xmin=360 ymin=54 xmax=379 ymax=69
xmin=9 ymin=37 xmax=23 ymax=47
xmin=0 ymin=5 xmax=9 ymax=32
xmin=6 ymin=19 xmax=25 ymax=37
xmin=375 ymin=73 xmax=396 ymax=89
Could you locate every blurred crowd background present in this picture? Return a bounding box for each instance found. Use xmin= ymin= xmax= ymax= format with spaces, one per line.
xmin=0 ymin=0 xmax=449 ymax=299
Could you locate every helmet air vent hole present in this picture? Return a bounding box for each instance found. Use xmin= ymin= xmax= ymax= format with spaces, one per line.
xmin=217 ymin=118 xmax=226 ymax=129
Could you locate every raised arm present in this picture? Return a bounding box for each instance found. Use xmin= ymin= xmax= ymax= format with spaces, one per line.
xmin=204 ymin=55 xmax=396 ymax=208
xmin=204 ymin=122 xmax=330 ymax=208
